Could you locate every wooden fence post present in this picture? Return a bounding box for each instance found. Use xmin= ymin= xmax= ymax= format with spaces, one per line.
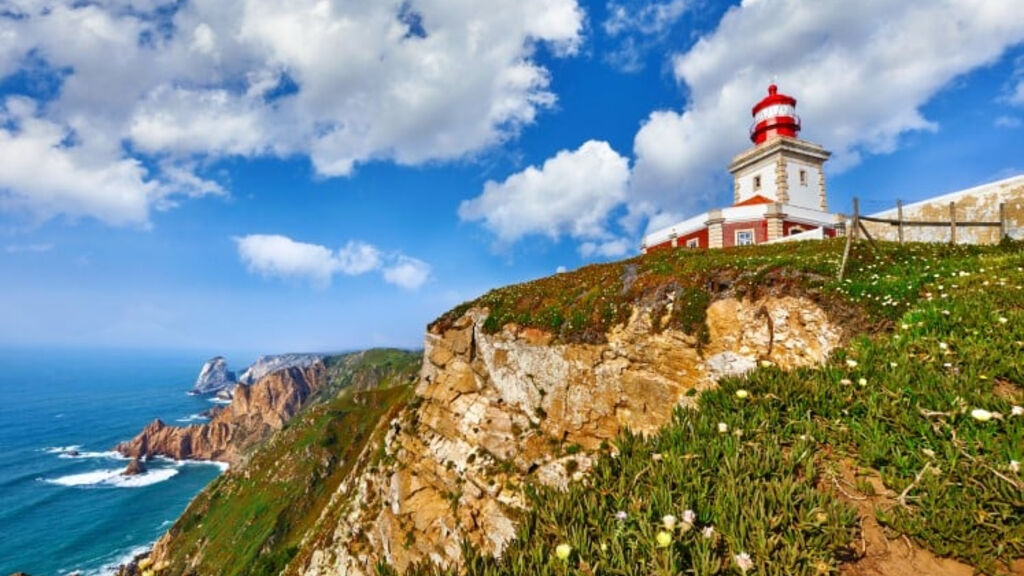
xmin=838 ymin=197 xmax=857 ymax=280
xmin=852 ymin=197 xmax=860 ymax=242
xmin=1000 ymin=203 xmax=1007 ymax=241
xmin=949 ymin=201 xmax=957 ymax=245
xmin=897 ymin=200 xmax=904 ymax=244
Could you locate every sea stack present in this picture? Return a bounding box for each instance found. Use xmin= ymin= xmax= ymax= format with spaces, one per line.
xmin=191 ymin=356 xmax=237 ymax=396
xmin=122 ymin=457 xmax=147 ymax=476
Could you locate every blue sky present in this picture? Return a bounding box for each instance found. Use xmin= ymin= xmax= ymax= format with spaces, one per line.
xmin=1 ymin=0 xmax=1023 ymax=354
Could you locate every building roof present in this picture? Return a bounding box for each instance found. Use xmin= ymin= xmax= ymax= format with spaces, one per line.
xmin=733 ymin=194 xmax=774 ymax=207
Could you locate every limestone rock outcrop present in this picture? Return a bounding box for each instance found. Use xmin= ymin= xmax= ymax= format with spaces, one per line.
xmin=299 ymin=295 xmax=842 ymax=576
xmin=117 ymin=363 xmax=325 ymax=467
xmin=190 ymin=356 xmax=237 ymax=396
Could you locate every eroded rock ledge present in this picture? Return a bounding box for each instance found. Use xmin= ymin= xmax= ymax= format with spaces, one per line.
xmin=300 ymin=295 xmax=842 ymax=576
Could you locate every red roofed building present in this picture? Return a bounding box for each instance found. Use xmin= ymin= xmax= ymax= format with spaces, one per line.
xmin=642 ymin=85 xmax=842 ymax=252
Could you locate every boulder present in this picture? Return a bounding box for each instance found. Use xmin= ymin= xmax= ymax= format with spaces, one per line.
xmin=122 ymin=457 xmax=147 ymax=476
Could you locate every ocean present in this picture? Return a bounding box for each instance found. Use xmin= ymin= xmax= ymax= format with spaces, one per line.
xmin=0 ymin=348 xmax=246 ymax=576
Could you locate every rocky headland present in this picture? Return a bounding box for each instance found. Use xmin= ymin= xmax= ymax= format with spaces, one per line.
xmin=117 ymin=362 xmax=326 ymax=466
xmin=121 ymin=241 xmax=1024 ymax=576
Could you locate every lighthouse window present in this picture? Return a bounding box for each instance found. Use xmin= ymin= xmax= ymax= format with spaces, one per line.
xmin=753 ymin=175 xmax=762 ymax=190
xmin=686 ymin=238 xmax=700 ymax=248
xmin=736 ymin=229 xmax=755 ymax=246
xmin=799 ymin=169 xmax=807 ymax=186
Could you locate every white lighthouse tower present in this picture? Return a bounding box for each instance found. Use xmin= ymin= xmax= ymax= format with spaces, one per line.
xmin=729 ymin=84 xmax=831 ymax=213
xmin=641 ymin=84 xmax=839 ymax=252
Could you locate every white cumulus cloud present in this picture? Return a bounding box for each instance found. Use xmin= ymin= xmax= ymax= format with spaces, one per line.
xmin=0 ymin=0 xmax=586 ymax=226
xmin=0 ymin=97 xmax=158 ymax=227
xmin=458 ymin=140 xmax=631 ymax=244
xmin=234 ymin=234 xmax=429 ymax=289
xmin=631 ymin=0 xmax=1024 ymax=221
xmin=382 ymin=256 xmax=432 ymax=290
xmin=579 ymin=237 xmax=632 ymax=258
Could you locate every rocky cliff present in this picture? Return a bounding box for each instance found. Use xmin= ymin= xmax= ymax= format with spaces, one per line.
xmin=131 ymin=240 xmax=1024 ymax=576
xmin=297 ymin=293 xmax=844 ymax=575
xmin=239 ymin=353 xmax=323 ymax=385
xmin=117 ymin=362 xmax=325 ymax=466
xmin=137 ymin=349 xmax=423 ymax=576
xmin=190 ymin=356 xmax=237 ymax=396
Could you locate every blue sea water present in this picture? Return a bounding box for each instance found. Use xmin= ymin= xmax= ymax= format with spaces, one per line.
xmin=0 ymin=348 xmax=249 ymax=576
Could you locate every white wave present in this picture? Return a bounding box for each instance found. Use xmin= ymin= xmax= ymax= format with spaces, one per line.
xmin=176 ymin=413 xmax=210 ymax=423
xmin=80 ymin=543 xmax=152 ymax=576
xmin=45 ymin=467 xmax=179 ymax=488
xmin=111 ymin=468 xmax=179 ymax=488
xmin=153 ymin=455 xmax=230 ymax=472
xmin=43 ymin=445 xmax=82 ymax=454
xmin=59 ymin=450 xmax=126 ymax=460
xmin=208 ymin=397 xmax=232 ymax=405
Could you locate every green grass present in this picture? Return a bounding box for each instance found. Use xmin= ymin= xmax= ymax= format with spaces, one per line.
xmin=158 ymin=349 xmax=421 ymax=576
xmin=393 ymin=240 xmax=1024 ymax=576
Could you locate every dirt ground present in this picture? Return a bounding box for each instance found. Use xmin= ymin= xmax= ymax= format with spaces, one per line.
xmin=828 ymin=459 xmax=1023 ymax=576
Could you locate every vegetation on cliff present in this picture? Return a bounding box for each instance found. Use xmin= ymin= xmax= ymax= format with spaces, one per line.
xmin=396 ymin=239 xmax=1023 ymax=575
xmin=151 ymin=348 xmax=420 ymax=576
xmin=432 ymin=238 xmax=897 ymax=345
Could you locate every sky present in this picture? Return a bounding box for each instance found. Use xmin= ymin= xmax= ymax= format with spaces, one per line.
xmin=1 ymin=0 xmax=1023 ymax=355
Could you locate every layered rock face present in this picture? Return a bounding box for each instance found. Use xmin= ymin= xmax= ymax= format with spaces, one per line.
xmin=117 ymin=363 xmax=325 ymax=466
xmin=190 ymin=356 xmax=237 ymax=395
xmin=300 ymin=296 xmax=842 ymax=576
xmin=238 ymin=353 xmax=322 ymax=385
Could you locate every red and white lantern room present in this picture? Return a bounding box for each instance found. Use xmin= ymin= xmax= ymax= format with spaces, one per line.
xmin=642 ymin=84 xmax=843 ymax=253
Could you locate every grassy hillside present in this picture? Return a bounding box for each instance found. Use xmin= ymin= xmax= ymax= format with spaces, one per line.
xmin=157 ymin=348 xmax=421 ymax=576
xmin=395 ymin=240 xmax=1023 ymax=575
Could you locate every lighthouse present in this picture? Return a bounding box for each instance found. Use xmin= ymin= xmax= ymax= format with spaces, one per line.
xmin=642 ymin=84 xmax=839 ymax=252
xmin=729 ymin=84 xmax=831 ymax=212
xmin=749 ymin=84 xmax=801 ymax=144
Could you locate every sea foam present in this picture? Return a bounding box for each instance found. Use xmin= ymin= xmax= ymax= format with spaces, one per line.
xmin=45 ymin=468 xmax=179 ymax=488
xmin=175 ymin=413 xmax=210 ymax=423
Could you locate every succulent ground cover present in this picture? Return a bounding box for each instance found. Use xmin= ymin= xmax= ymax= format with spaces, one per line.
xmin=154 ymin=349 xmax=420 ymax=576
xmin=401 ymin=239 xmax=1023 ymax=576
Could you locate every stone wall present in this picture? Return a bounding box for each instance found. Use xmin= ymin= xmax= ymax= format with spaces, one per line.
xmin=861 ymin=175 xmax=1024 ymax=244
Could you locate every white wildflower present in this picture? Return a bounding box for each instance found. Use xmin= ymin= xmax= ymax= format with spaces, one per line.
xmin=555 ymin=543 xmax=571 ymax=561
xmin=662 ymin=514 xmax=677 ymax=531
xmin=970 ymin=409 xmax=994 ymax=422
xmin=735 ymin=552 xmax=754 ymax=573
xmin=718 ymin=422 xmax=729 ymax=433
xmin=1011 ymin=461 xmax=1020 ymax=474
xmin=1012 ymin=406 xmax=1023 ymax=417
xmin=735 ymin=389 xmax=750 ymax=399
xmin=845 ymin=359 xmax=858 ymax=368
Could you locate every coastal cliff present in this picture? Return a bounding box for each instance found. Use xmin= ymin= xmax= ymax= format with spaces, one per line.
xmin=140 ymin=240 xmax=1024 ymax=576
xmin=298 ymin=294 xmax=843 ymax=575
xmin=117 ymin=363 xmax=325 ymax=466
